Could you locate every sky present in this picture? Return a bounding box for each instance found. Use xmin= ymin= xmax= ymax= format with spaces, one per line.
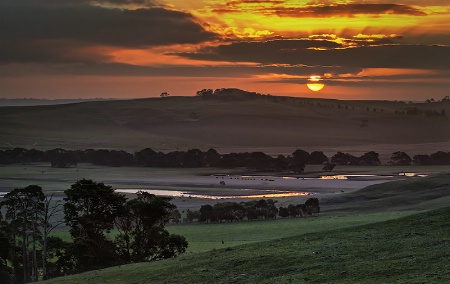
xmin=1 ymin=0 xmax=450 ymax=100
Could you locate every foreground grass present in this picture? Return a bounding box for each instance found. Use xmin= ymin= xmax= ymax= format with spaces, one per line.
xmin=44 ymin=207 xmax=450 ymax=283
xmin=166 ymin=211 xmax=414 ymax=254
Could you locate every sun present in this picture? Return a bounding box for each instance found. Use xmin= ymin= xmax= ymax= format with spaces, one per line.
xmin=307 ymin=75 xmax=325 ymax=92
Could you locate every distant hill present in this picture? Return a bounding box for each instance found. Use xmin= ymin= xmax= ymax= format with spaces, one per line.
xmin=0 ymin=93 xmax=449 ymax=154
xmin=0 ymin=98 xmax=114 ymax=107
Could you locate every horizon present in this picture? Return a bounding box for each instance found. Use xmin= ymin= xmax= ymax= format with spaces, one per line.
xmin=1 ymin=1 xmax=450 ymax=100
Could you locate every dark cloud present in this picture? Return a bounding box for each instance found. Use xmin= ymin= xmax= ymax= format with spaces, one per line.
xmin=0 ymin=61 xmax=361 ymax=80
xmin=178 ymin=41 xmax=450 ymax=69
xmin=175 ymin=39 xmax=342 ymax=62
xmin=0 ymin=0 xmax=218 ymax=63
xmin=273 ymin=4 xmax=427 ymax=17
xmin=212 ymin=2 xmax=427 ymax=17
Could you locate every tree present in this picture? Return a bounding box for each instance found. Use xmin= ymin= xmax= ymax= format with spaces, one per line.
xmin=390 ymin=151 xmax=412 ymax=166
xmin=1 ymin=185 xmax=45 ymax=283
xmin=291 ymin=149 xmax=310 ymax=173
xmin=309 ymin=151 xmax=328 ymax=164
xmin=278 ymin=207 xmax=289 ymax=218
xmin=304 ymin=198 xmax=320 ymax=215
xmin=114 ymin=191 xmax=187 ymax=263
xmin=359 ymin=151 xmax=381 ymax=166
xmin=64 ymin=179 xmax=126 ymax=271
xmin=331 ymin=152 xmax=358 ymax=165
xmin=429 ymin=151 xmax=450 ymax=165
xmin=135 ymin=148 xmax=157 ymax=167
xmin=38 ymin=194 xmax=65 ymax=280
xmin=182 ymin=149 xmax=204 ymax=167
xmin=413 ymin=154 xmax=430 ymax=165
xmin=205 ymin=148 xmax=221 ymax=167
xmin=199 ymin=204 xmax=214 ymax=223
xmin=196 ymin=89 xmax=213 ymax=97
xmin=0 ymin=212 xmax=12 ymax=284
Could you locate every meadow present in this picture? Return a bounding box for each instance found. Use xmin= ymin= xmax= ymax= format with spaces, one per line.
xmin=43 ymin=206 xmax=450 ymax=284
xmin=31 ymin=172 xmax=450 ymax=283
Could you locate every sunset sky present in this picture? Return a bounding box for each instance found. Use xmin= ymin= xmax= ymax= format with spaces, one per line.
xmin=1 ymin=0 xmax=450 ymax=100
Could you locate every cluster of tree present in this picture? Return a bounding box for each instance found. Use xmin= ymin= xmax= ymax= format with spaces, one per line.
xmin=331 ymin=151 xmax=381 ymax=166
xmin=395 ymin=107 xmax=446 ymax=117
xmin=195 ymin=88 xmax=269 ymax=100
xmin=1 ymin=148 xmax=449 ymax=170
xmin=278 ymin=198 xmax=320 ymax=217
xmin=184 ymin=198 xmax=319 ymax=223
xmin=389 ymin=151 xmax=450 ymax=166
xmin=0 ymin=180 xmax=187 ymax=283
xmin=0 ymin=148 xmax=328 ymax=172
xmin=331 ymin=151 xmax=450 ymax=166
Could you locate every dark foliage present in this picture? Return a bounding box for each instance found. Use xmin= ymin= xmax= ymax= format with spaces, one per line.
xmin=1 ymin=148 xmax=448 ymax=169
xmin=278 ymin=198 xmax=320 ymax=218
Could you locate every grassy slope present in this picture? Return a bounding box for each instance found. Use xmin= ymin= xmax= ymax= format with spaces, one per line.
xmin=44 ymin=207 xmax=450 ymax=284
xmin=42 ymin=174 xmax=450 ymax=283
xmin=168 ymin=173 xmax=450 ymax=253
xmin=322 ymin=173 xmax=450 ymax=213
xmin=1 ymin=96 xmax=449 ymax=152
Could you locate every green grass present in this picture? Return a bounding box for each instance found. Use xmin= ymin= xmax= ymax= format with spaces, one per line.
xmin=43 ymin=207 xmax=450 ymax=284
xmin=321 ymin=172 xmax=450 ymax=213
xmin=166 ymin=211 xmax=414 ymax=254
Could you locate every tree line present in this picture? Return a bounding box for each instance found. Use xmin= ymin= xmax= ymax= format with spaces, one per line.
xmin=0 ymin=148 xmax=449 ymax=170
xmin=184 ymin=198 xmax=320 ymax=223
xmin=0 ymin=180 xmax=187 ymax=283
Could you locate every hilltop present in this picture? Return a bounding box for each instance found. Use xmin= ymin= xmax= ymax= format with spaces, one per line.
xmin=0 ymin=93 xmax=449 ymax=156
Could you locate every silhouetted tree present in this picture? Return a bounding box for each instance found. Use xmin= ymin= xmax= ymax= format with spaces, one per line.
xmin=331 ymin=152 xmax=358 ymax=165
xmin=199 ymin=204 xmax=214 ymax=223
xmin=114 ymin=192 xmax=186 ymax=263
xmin=0 ymin=212 xmax=12 ymax=283
xmin=205 ymin=148 xmax=221 ymax=167
xmin=304 ymin=198 xmax=320 ymax=215
xmin=390 ymin=151 xmax=412 ymax=166
xmin=359 ymin=151 xmax=381 ymax=166
xmin=413 ymin=154 xmax=430 ymax=165
xmin=64 ymin=179 xmax=126 ymax=271
xmin=291 ymin=149 xmax=310 ymax=173
xmin=309 ymin=151 xmax=328 ymax=164
xmin=429 ymin=151 xmax=450 ymax=165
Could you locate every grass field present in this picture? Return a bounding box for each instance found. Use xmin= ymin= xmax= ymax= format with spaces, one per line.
xmin=43 ymin=206 xmax=450 ymax=284
xmin=166 ymin=211 xmax=415 ymax=254
xmin=37 ymin=173 xmax=450 ymax=283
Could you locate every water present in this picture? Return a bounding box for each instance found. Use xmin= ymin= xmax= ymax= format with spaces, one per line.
xmin=115 ymin=189 xmax=311 ymax=199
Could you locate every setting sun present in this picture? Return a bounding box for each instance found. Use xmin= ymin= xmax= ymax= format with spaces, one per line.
xmin=307 ymin=75 xmax=325 ymax=92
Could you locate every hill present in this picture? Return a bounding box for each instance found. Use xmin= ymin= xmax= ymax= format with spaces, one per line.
xmin=322 ymin=173 xmax=450 ymax=213
xmin=0 ymin=94 xmax=449 ymax=155
xmin=43 ymin=205 xmax=450 ymax=283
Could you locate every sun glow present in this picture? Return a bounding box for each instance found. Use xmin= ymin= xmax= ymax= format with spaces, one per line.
xmin=307 ymin=75 xmax=325 ymax=92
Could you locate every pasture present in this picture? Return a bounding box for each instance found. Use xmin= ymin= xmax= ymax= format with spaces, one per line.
xmin=43 ymin=206 xmax=450 ymax=284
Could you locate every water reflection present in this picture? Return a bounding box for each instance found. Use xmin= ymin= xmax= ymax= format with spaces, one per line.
xmin=213 ymin=174 xmax=397 ymax=181
xmin=115 ymin=189 xmax=311 ymax=199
